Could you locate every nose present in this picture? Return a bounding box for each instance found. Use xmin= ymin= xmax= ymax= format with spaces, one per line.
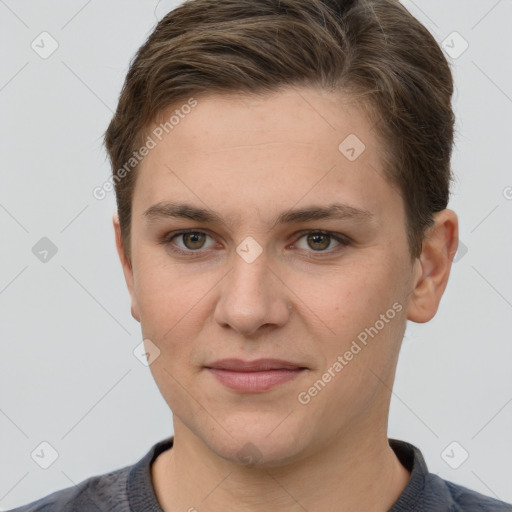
xmin=213 ymin=248 xmax=291 ymax=337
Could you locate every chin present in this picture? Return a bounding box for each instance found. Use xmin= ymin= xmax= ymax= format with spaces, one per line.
xmin=201 ymin=422 xmax=307 ymax=469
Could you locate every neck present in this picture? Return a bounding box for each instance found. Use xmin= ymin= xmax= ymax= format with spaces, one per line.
xmin=152 ymin=420 xmax=411 ymax=512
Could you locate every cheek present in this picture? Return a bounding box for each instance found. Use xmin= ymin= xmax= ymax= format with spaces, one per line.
xmin=133 ymin=256 xmax=209 ymax=334
xmin=290 ymin=256 xmax=407 ymax=374
xmin=287 ymin=260 xmax=396 ymax=330
xmin=135 ymin=266 xmax=201 ymax=402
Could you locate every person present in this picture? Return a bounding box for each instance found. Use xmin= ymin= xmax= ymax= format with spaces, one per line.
xmin=10 ymin=0 xmax=511 ymax=510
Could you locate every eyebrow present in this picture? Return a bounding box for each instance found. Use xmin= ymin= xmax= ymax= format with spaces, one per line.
xmin=143 ymin=201 xmax=375 ymax=229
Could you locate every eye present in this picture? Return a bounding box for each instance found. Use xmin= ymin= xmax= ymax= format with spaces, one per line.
xmin=293 ymin=231 xmax=349 ymax=253
xmin=160 ymin=229 xmax=351 ymax=258
xmin=165 ymin=230 xmax=217 ymax=253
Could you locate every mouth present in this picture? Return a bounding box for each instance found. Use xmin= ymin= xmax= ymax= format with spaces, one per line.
xmin=204 ymin=359 xmax=308 ymax=393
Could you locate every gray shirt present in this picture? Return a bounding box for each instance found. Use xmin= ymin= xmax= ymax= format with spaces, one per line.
xmin=9 ymin=437 xmax=511 ymax=511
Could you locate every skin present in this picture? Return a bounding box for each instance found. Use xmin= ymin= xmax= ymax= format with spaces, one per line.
xmin=113 ymin=86 xmax=459 ymax=512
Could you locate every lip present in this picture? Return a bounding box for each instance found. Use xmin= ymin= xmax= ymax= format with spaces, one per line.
xmin=205 ymin=358 xmax=306 ymax=371
xmin=204 ymin=359 xmax=307 ymax=393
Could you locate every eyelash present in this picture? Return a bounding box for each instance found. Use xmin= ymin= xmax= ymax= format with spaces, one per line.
xmin=159 ymin=229 xmax=351 ymax=259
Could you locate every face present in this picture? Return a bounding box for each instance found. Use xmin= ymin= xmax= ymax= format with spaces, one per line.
xmin=115 ymin=86 xmax=434 ymax=467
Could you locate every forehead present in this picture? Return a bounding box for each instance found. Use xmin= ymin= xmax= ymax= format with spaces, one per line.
xmin=149 ymin=87 xmax=377 ymax=158
xmin=133 ymin=86 xmax=400 ymax=227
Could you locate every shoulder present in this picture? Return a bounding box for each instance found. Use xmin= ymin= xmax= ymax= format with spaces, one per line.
xmin=388 ymin=439 xmax=511 ymax=512
xmin=7 ymin=437 xmax=174 ymax=512
xmin=442 ymin=478 xmax=512 ymax=512
xmin=421 ymin=472 xmax=511 ymax=511
xmin=7 ymin=465 xmax=131 ymax=512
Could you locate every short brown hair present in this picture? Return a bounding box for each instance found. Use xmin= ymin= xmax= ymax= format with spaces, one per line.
xmin=104 ymin=0 xmax=455 ymax=262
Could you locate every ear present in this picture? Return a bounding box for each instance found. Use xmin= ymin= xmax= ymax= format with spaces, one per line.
xmin=406 ymin=209 xmax=459 ymax=323
xmin=113 ymin=213 xmax=140 ymax=323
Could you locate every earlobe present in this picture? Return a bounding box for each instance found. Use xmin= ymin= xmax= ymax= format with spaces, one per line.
xmin=112 ymin=213 xmax=141 ymax=323
xmin=406 ymin=209 xmax=459 ymax=323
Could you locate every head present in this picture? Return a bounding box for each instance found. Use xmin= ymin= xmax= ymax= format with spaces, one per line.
xmin=104 ymin=0 xmax=458 ymax=465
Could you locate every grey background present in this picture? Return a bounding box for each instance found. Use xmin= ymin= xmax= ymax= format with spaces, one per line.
xmin=1 ymin=0 xmax=511 ymax=508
